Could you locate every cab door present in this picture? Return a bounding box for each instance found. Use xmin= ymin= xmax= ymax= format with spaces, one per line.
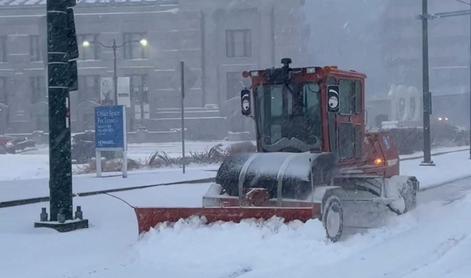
xmin=327 ymin=76 xmax=364 ymax=165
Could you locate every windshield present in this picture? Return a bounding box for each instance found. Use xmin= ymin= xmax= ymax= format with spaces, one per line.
xmin=256 ymin=82 xmax=322 ymax=152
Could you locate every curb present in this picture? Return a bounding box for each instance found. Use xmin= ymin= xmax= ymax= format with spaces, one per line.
xmin=400 ymin=147 xmax=468 ymax=161
xmin=0 ymin=177 xmax=215 ymax=208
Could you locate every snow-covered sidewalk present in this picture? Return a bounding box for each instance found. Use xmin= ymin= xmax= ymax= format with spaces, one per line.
xmin=402 ymin=150 xmax=471 ymax=189
xmin=1 ymin=147 xmax=470 ymax=204
xmin=0 ymin=166 xmax=217 ymax=203
xmin=0 ymin=140 xmax=233 ymax=181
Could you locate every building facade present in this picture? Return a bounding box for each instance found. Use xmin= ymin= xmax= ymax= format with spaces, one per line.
xmin=380 ymin=0 xmax=471 ymax=128
xmin=0 ymin=0 xmax=308 ymax=140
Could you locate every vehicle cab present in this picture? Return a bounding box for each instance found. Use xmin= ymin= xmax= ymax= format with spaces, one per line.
xmin=241 ymin=59 xmax=366 ymax=161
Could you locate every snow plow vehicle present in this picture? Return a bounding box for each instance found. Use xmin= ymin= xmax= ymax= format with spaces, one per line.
xmin=135 ymin=58 xmax=419 ymax=241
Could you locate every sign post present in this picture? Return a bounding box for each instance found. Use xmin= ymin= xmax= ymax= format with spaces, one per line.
xmin=95 ymin=105 xmax=127 ymax=178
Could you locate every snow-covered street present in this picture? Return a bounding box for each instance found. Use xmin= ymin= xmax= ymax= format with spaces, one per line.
xmin=2 ymin=0 xmax=471 ymax=277
xmin=1 ymin=150 xmax=471 ymax=278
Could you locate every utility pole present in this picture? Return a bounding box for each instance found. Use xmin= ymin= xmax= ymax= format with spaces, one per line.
xmin=425 ymin=0 xmax=471 ymax=159
xmin=112 ymin=39 xmax=118 ymax=105
xmin=180 ymin=61 xmax=186 ymax=174
xmin=35 ymin=0 xmax=88 ymax=232
xmin=420 ymin=0 xmax=435 ymax=166
xmin=469 ymin=2 xmax=471 ymax=159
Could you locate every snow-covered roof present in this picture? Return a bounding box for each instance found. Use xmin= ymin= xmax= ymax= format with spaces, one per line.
xmin=0 ymin=0 xmax=178 ymax=8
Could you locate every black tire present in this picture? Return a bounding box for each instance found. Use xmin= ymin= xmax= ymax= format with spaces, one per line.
xmin=322 ymin=193 xmax=344 ymax=242
xmin=0 ymin=145 xmax=6 ymax=154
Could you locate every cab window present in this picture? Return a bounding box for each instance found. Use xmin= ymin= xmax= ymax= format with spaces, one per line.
xmin=339 ymin=79 xmax=362 ymax=114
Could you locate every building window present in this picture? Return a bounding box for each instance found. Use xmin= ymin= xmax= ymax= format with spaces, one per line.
xmin=0 ymin=77 xmax=6 ymax=104
xmin=130 ymin=75 xmax=148 ymax=104
xmin=130 ymin=74 xmax=149 ymax=122
xmin=78 ymin=34 xmax=99 ymax=60
xmin=226 ymin=72 xmax=243 ymax=100
xmin=30 ymin=35 xmax=42 ymax=62
xmin=226 ymin=29 xmax=251 ymax=58
xmin=123 ymin=33 xmax=147 ymax=59
xmin=78 ymin=75 xmax=100 ymax=102
xmin=0 ymin=36 xmax=6 ymax=62
xmin=31 ymin=76 xmax=46 ymax=103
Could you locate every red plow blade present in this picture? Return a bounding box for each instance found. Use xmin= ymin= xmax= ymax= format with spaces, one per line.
xmin=134 ymin=206 xmax=321 ymax=234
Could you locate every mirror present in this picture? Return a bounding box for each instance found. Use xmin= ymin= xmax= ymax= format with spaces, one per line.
xmin=241 ymin=89 xmax=251 ymax=116
xmin=327 ymin=85 xmax=340 ymax=112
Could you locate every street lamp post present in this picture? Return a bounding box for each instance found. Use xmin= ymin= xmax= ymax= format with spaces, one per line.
xmin=429 ymin=0 xmax=471 ymax=159
xmin=82 ymin=38 xmax=148 ymax=105
xmin=112 ymin=39 xmax=118 ymax=105
xmin=420 ymin=0 xmax=435 ymax=166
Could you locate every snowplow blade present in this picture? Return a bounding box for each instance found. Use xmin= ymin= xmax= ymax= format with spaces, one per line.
xmin=134 ymin=206 xmax=320 ymax=234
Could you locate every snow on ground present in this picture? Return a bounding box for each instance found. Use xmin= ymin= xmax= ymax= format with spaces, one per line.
xmin=1 ymin=146 xmax=469 ymax=204
xmin=402 ymin=150 xmax=471 ymax=189
xmin=125 ymin=141 xmax=238 ymax=160
xmin=1 ymin=178 xmax=471 ymax=278
xmin=1 ymin=142 xmax=465 ymax=182
xmin=0 ymin=153 xmax=50 ymax=181
xmin=0 ymin=140 xmax=230 ymax=181
xmin=97 ymin=191 xmax=471 ymax=278
xmin=0 ymin=166 xmax=217 ymax=203
xmin=1 ymin=146 xmax=471 ymax=277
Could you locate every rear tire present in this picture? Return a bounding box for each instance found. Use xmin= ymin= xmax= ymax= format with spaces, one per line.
xmin=322 ymin=193 xmax=344 ymax=242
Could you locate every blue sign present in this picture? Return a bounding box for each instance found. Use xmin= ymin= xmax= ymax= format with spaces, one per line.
xmin=95 ymin=105 xmax=126 ymax=150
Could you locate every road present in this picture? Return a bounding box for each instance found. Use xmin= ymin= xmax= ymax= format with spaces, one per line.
xmin=419 ymin=176 xmax=471 ymax=206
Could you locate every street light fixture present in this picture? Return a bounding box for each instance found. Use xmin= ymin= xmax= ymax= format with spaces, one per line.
xmin=82 ymin=40 xmax=90 ymax=48
xmin=139 ymin=38 xmax=148 ymax=47
xmin=81 ymin=38 xmax=149 ymax=105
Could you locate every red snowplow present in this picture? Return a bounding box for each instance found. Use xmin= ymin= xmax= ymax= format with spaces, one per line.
xmin=135 ymin=58 xmax=419 ymax=241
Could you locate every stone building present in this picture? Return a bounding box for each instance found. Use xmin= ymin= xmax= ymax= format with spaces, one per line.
xmin=0 ymin=0 xmax=308 ymax=140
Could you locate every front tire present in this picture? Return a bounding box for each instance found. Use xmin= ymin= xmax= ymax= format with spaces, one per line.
xmin=388 ymin=178 xmax=417 ymax=215
xmin=322 ymin=193 xmax=344 ymax=242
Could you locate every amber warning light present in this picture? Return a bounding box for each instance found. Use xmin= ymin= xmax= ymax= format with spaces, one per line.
xmin=374 ymin=158 xmax=384 ymax=166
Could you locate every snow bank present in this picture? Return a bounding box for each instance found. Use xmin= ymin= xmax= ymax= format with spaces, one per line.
xmin=129 ymin=217 xmax=408 ymax=278
xmin=83 ymin=188 xmax=471 ymax=278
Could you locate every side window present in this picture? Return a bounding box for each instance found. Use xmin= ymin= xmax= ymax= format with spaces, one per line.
xmin=339 ymin=79 xmax=362 ymax=114
xmin=339 ymin=80 xmax=353 ymax=114
xmin=270 ymin=86 xmax=283 ymax=117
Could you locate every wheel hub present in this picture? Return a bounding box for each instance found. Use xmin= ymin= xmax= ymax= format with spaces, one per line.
xmin=326 ymin=204 xmax=341 ymax=238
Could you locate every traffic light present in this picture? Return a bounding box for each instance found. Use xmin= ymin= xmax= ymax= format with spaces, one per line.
xmin=35 ymin=0 xmax=87 ymax=232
